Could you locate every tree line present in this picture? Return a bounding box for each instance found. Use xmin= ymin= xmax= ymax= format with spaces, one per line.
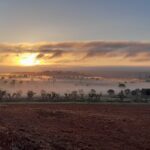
xmin=0 ymin=88 xmax=149 ymax=103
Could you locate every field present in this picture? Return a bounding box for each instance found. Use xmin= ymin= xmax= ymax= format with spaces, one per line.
xmin=0 ymin=73 xmax=149 ymax=96
xmin=0 ymin=104 xmax=150 ymax=150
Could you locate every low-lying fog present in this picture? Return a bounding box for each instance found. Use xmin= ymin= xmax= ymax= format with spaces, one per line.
xmin=0 ymin=76 xmax=150 ymax=96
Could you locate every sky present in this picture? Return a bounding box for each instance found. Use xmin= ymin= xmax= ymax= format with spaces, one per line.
xmin=0 ymin=0 xmax=150 ymax=70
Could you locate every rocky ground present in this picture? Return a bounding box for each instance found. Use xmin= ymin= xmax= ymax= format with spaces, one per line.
xmin=0 ymin=103 xmax=150 ymax=150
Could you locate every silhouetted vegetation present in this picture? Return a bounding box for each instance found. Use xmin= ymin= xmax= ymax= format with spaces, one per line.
xmin=0 ymin=72 xmax=149 ymax=103
xmin=0 ymin=88 xmax=149 ymax=103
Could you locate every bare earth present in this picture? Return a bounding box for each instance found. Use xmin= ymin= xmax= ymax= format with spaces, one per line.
xmin=0 ymin=104 xmax=150 ymax=150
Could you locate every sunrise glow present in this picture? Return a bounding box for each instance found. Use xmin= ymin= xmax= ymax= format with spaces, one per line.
xmin=19 ymin=54 xmax=40 ymax=66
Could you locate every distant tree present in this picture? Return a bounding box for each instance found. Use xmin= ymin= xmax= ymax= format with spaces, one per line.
xmin=49 ymin=92 xmax=59 ymax=101
xmin=6 ymin=92 xmax=16 ymax=100
xmin=141 ymin=89 xmax=150 ymax=101
xmin=27 ymin=91 xmax=36 ymax=99
xmin=96 ymin=93 xmax=102 ymax=101
xmin=10 ymin=80 xmax=16 ymax=86
xmin=131 ymin=89 xmax=141 ymax=97
xmin=0 ymin=90 xmax=6 ymax=100
xmin=118 ymin=90 xmax=125 ymax=101
xmin=131 ymin=90 xmax=137 ymax=96
xmin=78 ymin=89 xmax=85 ymax=100
xmin=88 ymin=89 xmax=97 ymax=100
xmin=136 ymin=89 xmax=141 ymax=95
xmin=89 ymin=89 xmax=96 ymax=96
xmin=107 ymin=89 xmax=115 ymax=97
xmin=1 ymin=76 xmax=5 ymax=80
xmin=47 ymin=93 xmax=52 ymax=100
xmin=64 ymin=92 xmax=69 ymax=100
xmin=16 ymin=90 xmax=23 ymax=99
xmin=6 ymin=93 xmax=12 ymax=100
xmin=41 ymin=90 xmax=47 ymax=100
xmin=124 ymin=89 xmax=131 ymax=97
xmin=131 ymin=89 xmax=141 ymax=102
xmin=118 ymin=83 xmax=126 ymax=88
xmin=71 ymin=91 xmax=78 ymax=100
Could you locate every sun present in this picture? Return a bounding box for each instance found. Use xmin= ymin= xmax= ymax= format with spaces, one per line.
xmin=19 ymin=54 xmax=40 ymax=66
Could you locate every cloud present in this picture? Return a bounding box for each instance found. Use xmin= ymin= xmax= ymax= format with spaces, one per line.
xmin=47 ymin=50 xmax=64 ymax=59
xmin=1 ymin=41 xmax=150 ymax=64
xmin=36 ymin=53 xmax=45 ymax=59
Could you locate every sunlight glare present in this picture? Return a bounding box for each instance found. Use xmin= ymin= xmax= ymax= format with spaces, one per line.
xmin=19 ymin=54 xmax=40 ymax=66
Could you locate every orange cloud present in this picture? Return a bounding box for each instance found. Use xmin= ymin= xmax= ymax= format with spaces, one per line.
xmin=0 ymin=41 xmax=150 ymax=66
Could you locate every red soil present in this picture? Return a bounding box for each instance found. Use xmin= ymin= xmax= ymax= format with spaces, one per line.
xmin=0 ymin=104 xmax=150 ymax=150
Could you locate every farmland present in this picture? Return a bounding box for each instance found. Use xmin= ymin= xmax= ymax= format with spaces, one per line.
xmin=0 ymin=104 xmax=150 ymax=150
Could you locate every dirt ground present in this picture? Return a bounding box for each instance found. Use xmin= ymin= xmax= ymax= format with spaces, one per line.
xmin=0 ymin=104 xmax=150 ymax=150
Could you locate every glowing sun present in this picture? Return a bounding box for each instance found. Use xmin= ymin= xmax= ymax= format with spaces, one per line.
xmin=19 ymin=54 xmax=40 ymax=66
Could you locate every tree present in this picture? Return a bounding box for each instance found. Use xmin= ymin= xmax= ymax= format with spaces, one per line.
xmin=78 ymin=89 xmax=85 ymax=100
xmin=50 ymin=92 xmax=59 ymax=101
xmin=96 ymin=93 xmax=102 ymax=101
xmin=6 ymin=93 xmax=14 ymax=100
xmin=41 ymin=90 xmax=47 ymax=100
xmin=131 ymin=90 xmax=137 ymax=96
xmin=0 ymin=90 xmax=6 ymax=100
xmin=118 ymin=90 xmax=125 ymax=101
xmin=64 ymin=92 xmax=69 ymax=100
xmin=141 ymin=89 xmax=150 ymax=102
xmin=118 ymin=83 xmax=126 ymax=88
xmin=16 ymin=90 xmax=23 ymax=99
xmin=131 ymin=89 xmax=141 ymax=102
xmin=27 ymin=91 xmax=36 ymax=99
xmin=107 ymin=89 xmax=115 ymax=97
xmin=88 ymin=89 xmax=97 ymax=100
xmin=71 ymin=91 xmax=78 ymax=100
xmin=131 ymin=89 xmax=141 ymax=97
xmin=124 ymin=89 xmax=131 ymax=97
xmin=1 ymin=76 xmax=5 ymax=80
xmin=10 ymin=80 xmax=16 ymax=86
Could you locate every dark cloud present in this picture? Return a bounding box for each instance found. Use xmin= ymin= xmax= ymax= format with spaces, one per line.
xmin=47 ymin=50 xmax=64 ymax=59
xmin=36 ymin=53 xmax=45 ymax=59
